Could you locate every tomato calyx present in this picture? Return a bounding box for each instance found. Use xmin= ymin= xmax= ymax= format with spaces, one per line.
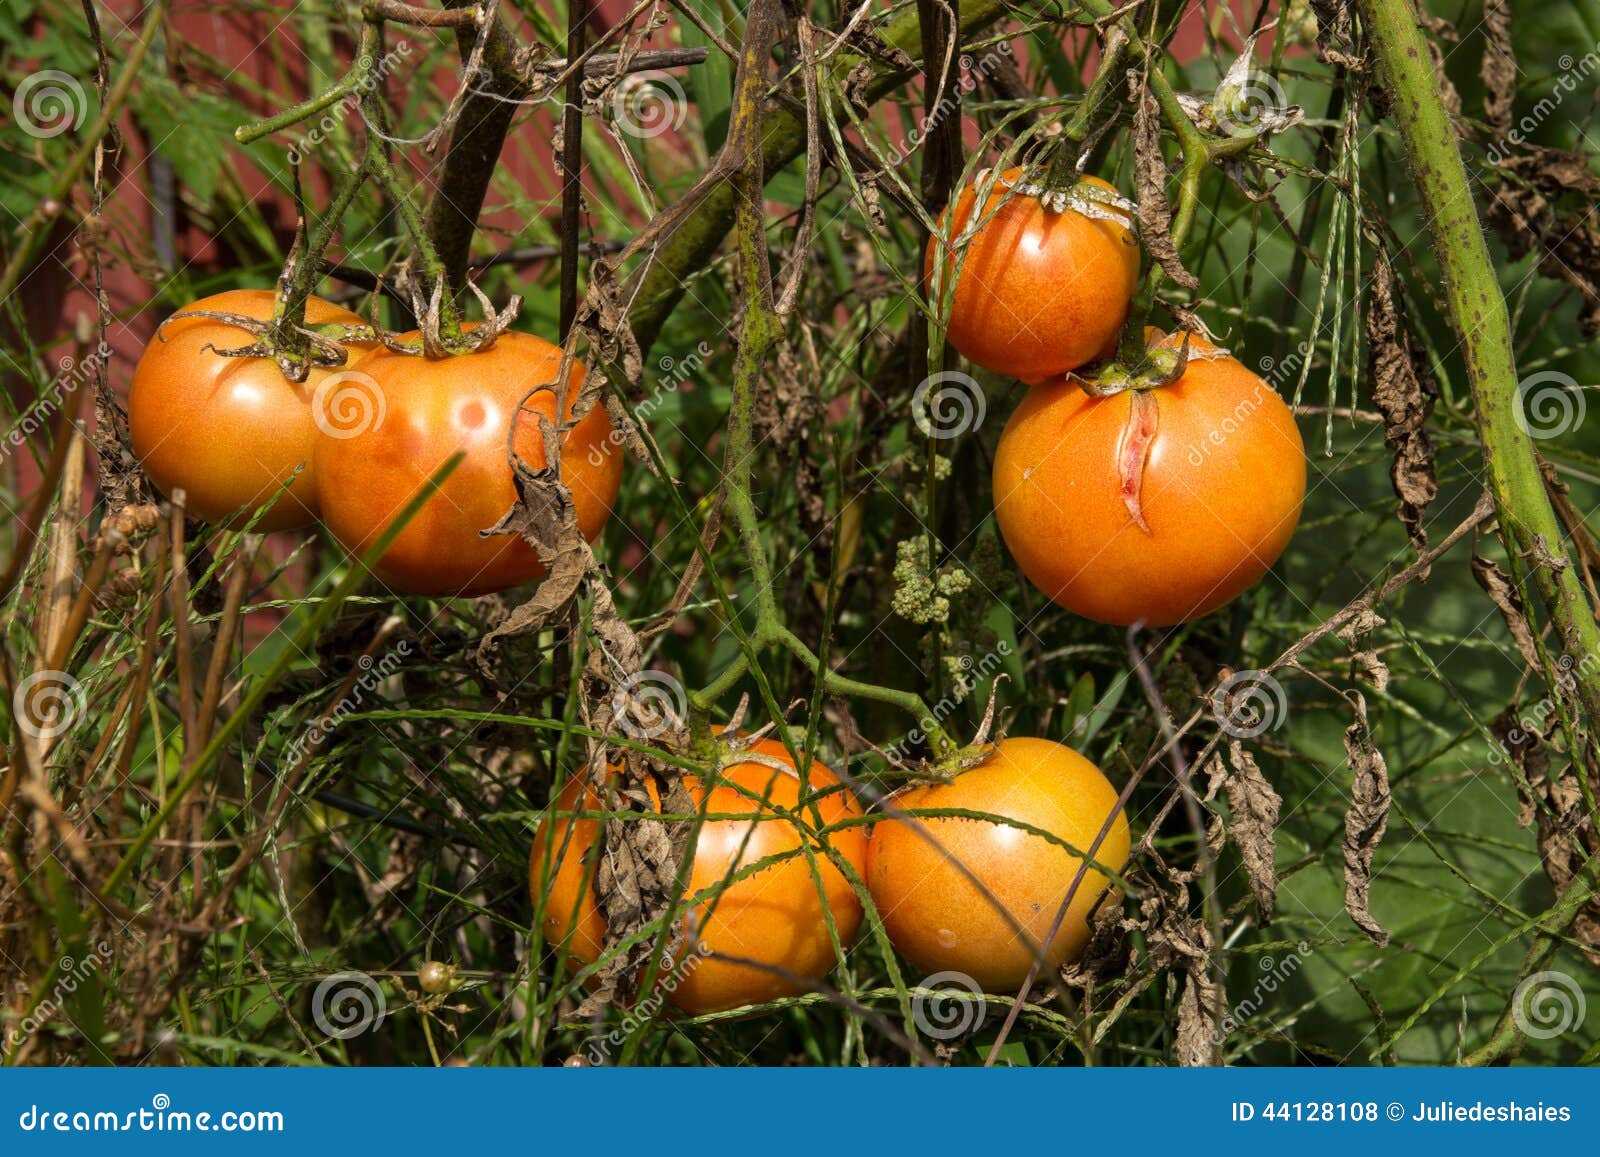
xmin=160 ymin=307 xmax=362 ymax=381
xmin=382 ymin=276 xmax=524 ymax=358
xmin=988 ymin=165 xmax=1137 ymax=224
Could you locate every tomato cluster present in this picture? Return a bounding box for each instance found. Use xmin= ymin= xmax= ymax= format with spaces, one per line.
xmin=929 ymin=170 xmax=1307 ymax=626
xmin=127 ymin=296 xmax=621 ymax=596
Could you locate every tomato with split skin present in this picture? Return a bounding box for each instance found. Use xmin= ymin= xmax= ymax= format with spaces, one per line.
xmin=865 ymin=737 xmax=1130 ymax=992
xmin=992 ymin=329 xmax=1306 ymax=626
xmin=313 ymin=330 xmax=622 ymax=597
xmin=926 ymin=168 xmax=1140 ymax=383
xmin=128 ymin=289 xmax=367 ymax=531
xmin=529 ymin=737 xmax=868 ymax=1015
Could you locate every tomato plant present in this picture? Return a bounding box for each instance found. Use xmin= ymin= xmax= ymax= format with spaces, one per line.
xmin=313 ymin=331 xmax=621 ymax=597
xmin=992 ymin=330 xmax=1306 ymax=626
xmin=866 ymin=737 xmax=1130 ymax=992
xmin=127 ymin=289 xmax=365 ymax=531
xmin=926 ymin=169 xmax=1139 ymax=383
xmin=531 ymin=737 xmax=867 ymax=1015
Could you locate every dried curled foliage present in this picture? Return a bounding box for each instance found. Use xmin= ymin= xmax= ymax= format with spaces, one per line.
xmin=1338 ymin=607 xmax=1391 ymax=693
xmin=1471 ymin=553 xmax=1543 ymax=672
xmin=1141 ymin=877 xmax=1221 ymax=1066
xmin=1129 ymin=77 xmax=1198 ymax=292
xmin=1342 ymin=694 xmax=1391 ymax=946
xmin=1501 ymin=716 xmax=1600 ymax=967
xmin=1478 ymin=0 xmax=1517 ymax=138
xmin=1485 ymin=148 xmax=1600 ymax=336
xmin=1310 ymin=0 xmax=1363 ymax=71
xmin=1219 ymin=741 xmax=1282 ymax=922
xmin=1365 ymin=253 xmax=1438 ymax=556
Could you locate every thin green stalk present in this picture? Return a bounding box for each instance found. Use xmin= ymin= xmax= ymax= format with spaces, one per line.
xmin=1356 ymin=0 xmax=1600 ymax=727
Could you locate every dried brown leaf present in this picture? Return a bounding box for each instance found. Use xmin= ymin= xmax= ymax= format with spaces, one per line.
xmin=1471 ymin=553 xmax=1542 ymax=671
xmin=1366 ymin=255 xmax=1437 ymax=556
xmin=1129 ymin=78 xmax=1199 ymax=291
xmin=1342 ymin=694 xmax=1391 ymax=945
xmin=1224 ymin=741 xmax=1282 ymax=922
xmin=1338 ymin=606 xmax=1391 ymax=692
xmin=1479 ymin=0 xmax=1517 ymax=136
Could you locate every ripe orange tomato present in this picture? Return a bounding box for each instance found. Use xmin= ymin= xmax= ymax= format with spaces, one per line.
xmin=993 ymin=330 xmax=1306 ymax=626
xmin=530 ymin=737 xmax=867 ymax=1015
xmin=865 ymin=737 xmax=1130 ymax=992
xmin=313 ymin=331 xmax=621 ymax=597
xmin=128 ymin=289 xmax=366 ymax=530
xmin=926 ymin=168 xmax=1140 ymax=383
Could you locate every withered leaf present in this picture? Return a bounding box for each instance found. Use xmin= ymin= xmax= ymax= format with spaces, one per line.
xmin=1366 ymin=254 xmax=1437 ymax=556
xmin=1338 ymin=606 xmax=1391 ymax=693
xmin=1479 ymin=0 xmax=1517 ymax=136
xmin=1130 ymin=78 xmax=1199 ymax=291
xmin=1224 ymin=740 xmax=1282 ymax=922
xmin=1471 ymin=553 xmax=1542 ymax=671
xmin=1342 ymin=694 xmax=1391 ymax=945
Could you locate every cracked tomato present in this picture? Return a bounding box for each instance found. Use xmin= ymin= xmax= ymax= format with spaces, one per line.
xmin=992 ymin=330 xmax=1305 ymax=626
